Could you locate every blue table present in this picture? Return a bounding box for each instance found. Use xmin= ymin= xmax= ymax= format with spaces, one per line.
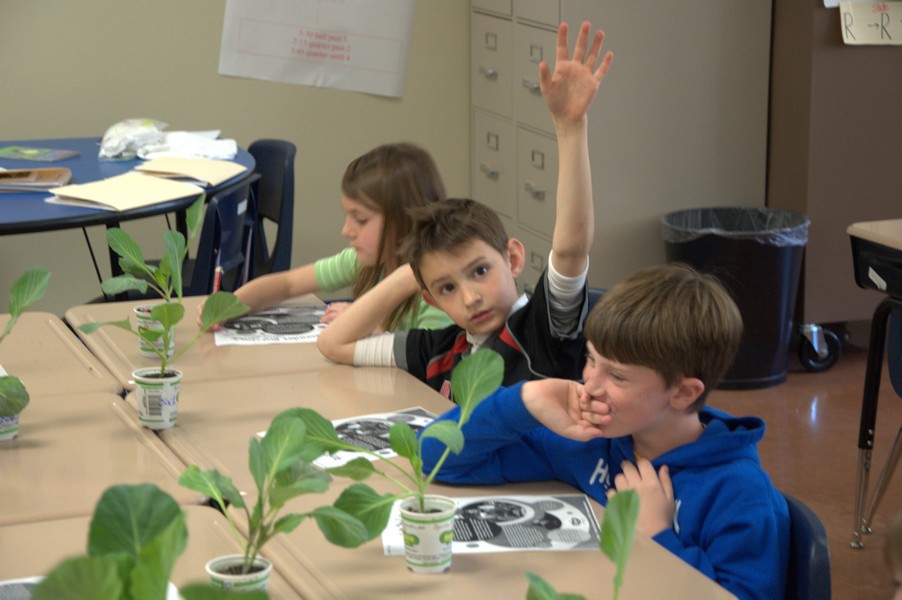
xmin=0 ymin=137 xmax=255 ymax=284
xmin=0 ymin=137 xmax=255 ymax=234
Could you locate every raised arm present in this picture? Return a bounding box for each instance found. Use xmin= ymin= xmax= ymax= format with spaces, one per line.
xmin=542 ymin=21 xmax=613 ymax=277
xmin=316 ymin=263 xmax=420 ymax=364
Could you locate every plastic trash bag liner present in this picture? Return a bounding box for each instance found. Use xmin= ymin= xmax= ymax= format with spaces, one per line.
xmin=661 ymin=207 xmax=809 ymax=247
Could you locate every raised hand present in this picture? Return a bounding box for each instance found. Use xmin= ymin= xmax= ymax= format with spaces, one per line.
xmin=540 ymin=21 xmax=614 ymax=126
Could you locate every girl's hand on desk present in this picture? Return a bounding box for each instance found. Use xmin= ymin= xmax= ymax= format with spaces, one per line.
xmin=195 ymin=298 xmax=222 ymax=330
xmin=321 ymin=302 xmax=352 ymax=324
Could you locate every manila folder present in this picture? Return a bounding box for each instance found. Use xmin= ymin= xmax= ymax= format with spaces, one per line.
xmin=48 ymin=173 xmax=203 ymax=212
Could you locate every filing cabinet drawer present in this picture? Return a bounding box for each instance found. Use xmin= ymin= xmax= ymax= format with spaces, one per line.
xmin=472 ymin=110 xmax=517 ymax=219
xmin=513 ymin=23 xmax=556 ymax=131
xmin=514 ymin=0 xmax=559 ymax=27
xmin=517 ymin=127 xmax=557 ymax=235
xmin=512 ymin=224 xmax=552 ymax=295
xmin=471 ymin=13 xmax=512 ymax=117
xmin=472 ymin=0 xmax=511 ymax=17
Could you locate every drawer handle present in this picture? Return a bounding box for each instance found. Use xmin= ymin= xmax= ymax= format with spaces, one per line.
xmin=521 ymin=78 xmax=541 ymax=94
xmin=524 ymin=181 xmax=545 ymax=200
xmin=480 ymin=163 xmax=500 ymax=180
xmin=479 ymin=65 xmax=499 ymax=80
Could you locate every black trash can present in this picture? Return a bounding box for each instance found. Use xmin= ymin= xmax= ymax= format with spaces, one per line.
xmin=661 ymin=206 xmax=809 ymax=390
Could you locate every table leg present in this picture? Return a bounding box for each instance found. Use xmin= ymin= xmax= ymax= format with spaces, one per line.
xmin=863 ymin=425 xmax=902 ymax=532
xmin=852 ymin=297 xmax=900 ymax=548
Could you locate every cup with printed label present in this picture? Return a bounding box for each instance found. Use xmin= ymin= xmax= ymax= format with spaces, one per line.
xmin=134 ymin=304 xmax=175 ymax=359
xmin=132 ymin=367 xmax=181 ymax=430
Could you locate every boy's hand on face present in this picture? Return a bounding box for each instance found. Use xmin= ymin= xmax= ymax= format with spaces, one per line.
xmin=522 ymin=379 xmax=606 ymax=441
xmin=540 ymin=21 xmax=614 ymax=127
xmin=608 ymin=460 xmax=674 ymax=537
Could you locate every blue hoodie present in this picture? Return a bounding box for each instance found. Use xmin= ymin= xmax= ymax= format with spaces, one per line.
xmin=421 ymin=381 xmax=790 ymax=600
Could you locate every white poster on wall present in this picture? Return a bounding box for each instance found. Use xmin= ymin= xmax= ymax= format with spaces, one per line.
xmin=219 ymin=0 xmax=415 ymax=98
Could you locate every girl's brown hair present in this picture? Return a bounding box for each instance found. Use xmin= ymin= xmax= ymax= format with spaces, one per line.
xmin=341 ymin=143 xmax=445 ymax=331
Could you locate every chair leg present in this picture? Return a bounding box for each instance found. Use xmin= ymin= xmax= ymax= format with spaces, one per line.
xmin=862 ymin=425 xmax=902 ymax=533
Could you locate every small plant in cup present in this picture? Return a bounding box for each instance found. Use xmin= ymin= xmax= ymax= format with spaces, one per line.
xmin=0 ymin=267 xmax=51 ymax=441
xmin=77 ymin=195 xmax=249 ymax=428
xmin=178 ymin=409 xmax=370 ymax=589
xmin=31 ymin=483 xmax=266 ymax=600
xmin=287 ymin=348 xmax=504 ymax=572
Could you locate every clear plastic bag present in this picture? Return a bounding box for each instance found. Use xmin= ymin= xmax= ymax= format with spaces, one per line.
xmin=661 ymin=207 xmax=809 ymax=247
xmin=99 ymin=118 xmax=168 ymax=160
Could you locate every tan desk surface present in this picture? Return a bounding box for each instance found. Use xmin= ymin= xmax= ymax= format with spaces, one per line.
xmin=848 ymin=218 xmax=902 ymax=250
xmin=64 ymin=295 xmax=329 ymax=391
xmin=141 ymin=370 xmax=732 ymax=599
xmin=0 ymin=391 xmax=196 ymax=526
xmin=265 ymin=478 xmax=735 ymax=600
xmin=0 ymin=505 xmax=297 ymax=599
xmin=0 ymin=312 xmax=121 ymax=395
xmin=143 ymin=366 xmax=454 ymax=495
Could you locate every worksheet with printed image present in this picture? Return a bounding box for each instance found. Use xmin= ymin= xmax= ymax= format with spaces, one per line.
xmin=382 ymin=494 xmax=601 ymax=555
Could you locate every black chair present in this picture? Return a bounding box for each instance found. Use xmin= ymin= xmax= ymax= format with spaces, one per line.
xmin=183 ymin=173 xmax=261 ymax=295
xmin=782 ymin=492 xmax=831 ymax=600
xmin=246 ymin=139 xmax=296 ymax=280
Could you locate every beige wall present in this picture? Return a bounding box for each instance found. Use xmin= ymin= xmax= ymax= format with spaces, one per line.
xmin=0 ymin=1 xmax=471 ymax=314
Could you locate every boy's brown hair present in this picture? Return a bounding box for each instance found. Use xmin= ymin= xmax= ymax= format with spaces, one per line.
xmin=401 ymin=198 xmax=509 ymax=289
xmin=585 ymin=263 xmax=743 ymax=410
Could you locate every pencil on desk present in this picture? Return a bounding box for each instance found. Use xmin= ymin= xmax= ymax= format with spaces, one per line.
xmin=212 ymin=265 xmax=223 ymax=293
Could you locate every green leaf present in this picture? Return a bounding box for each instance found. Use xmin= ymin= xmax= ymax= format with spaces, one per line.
xmin=129 ymin=509 xmax=188 ymax=600
xmin=260 ymin=414 xmax=309 ymax=478
xmin=100 ymin=274 xmax=149 ymax=295
xmin=452 ymin=349 xmax=504 ymax=425
xmin=186 ymin=195 xmax=205 ymax=241
xmin=149 ymin=302 xmax=185 ymax=331
xmin=161 ymin=230 xmax=186 ymax=299
xmin=1 ymin=267 xmax=50 ymax=342
xmin=600 ymin=489 xmax=640 ymax=598
xmin=32 ymin=555 xmax=125 ymax=600
xmin=87 ymin=484 xmax=185 ymax=560
xmin=107 ymin=228 xmax=147 ymax=268
xmin=180 ymin=583 xmax=268 ymax=600
xmin=78 ymin=318 xmax=134 ymax=336
xmin=327 ymin=457 xmax=378 ymax=481
xmin=269 ymin=460 xmax=331 ymax=507
xmin=7 ymin=267 xmax=50 ymax=319
xmin=333 ymin=483 xmax=395 ymax=541
xmin=248 ymin=436 xmax=267 ymax=494
xmin=178 ymin=465 xmax=246 ymax=512
xmin=525 ymin=572 xmax=587 ymax=600
xmin=419 ymin=420 xmax=464 ymax=454
xmin=200 ymin=292 xmax=251 ymax=332
xmin=275 ymin=407 xmax=346 ymax=458
xmin=0 ymin=375 xmax=29 ymax=416
xmin=310 ymin=505 xmax=370 ymax=548
xmin=270 ymin=512 xmax=307 ymax=536
xmin=388 ymin=422 xmax=417 ymax=459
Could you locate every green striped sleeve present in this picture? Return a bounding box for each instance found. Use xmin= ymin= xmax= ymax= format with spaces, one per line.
xmin=313 ymin=247 xmax=359 ymax=293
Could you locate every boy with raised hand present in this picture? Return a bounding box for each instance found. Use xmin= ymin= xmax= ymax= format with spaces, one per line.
xmin=420 ymin=263 xmax=791 ymax=600
xmin=318 ymin=21 xmax=613 ymax=399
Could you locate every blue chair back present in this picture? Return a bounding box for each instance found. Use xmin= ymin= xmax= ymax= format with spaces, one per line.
xmin=185 ymin=173 xmax=260 ymax=295
xmin=783 ymin=492 xmax=831 ymax=600
xmin=247 ymin=139 xmax=296 ymax=279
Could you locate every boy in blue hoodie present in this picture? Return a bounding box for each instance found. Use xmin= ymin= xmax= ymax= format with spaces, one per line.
xmin=421 ymin=263 xmax=790 ymax=600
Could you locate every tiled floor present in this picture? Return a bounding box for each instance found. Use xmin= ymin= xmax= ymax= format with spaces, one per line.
xmin=707 ymin=339 xmax=902 ymax=599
